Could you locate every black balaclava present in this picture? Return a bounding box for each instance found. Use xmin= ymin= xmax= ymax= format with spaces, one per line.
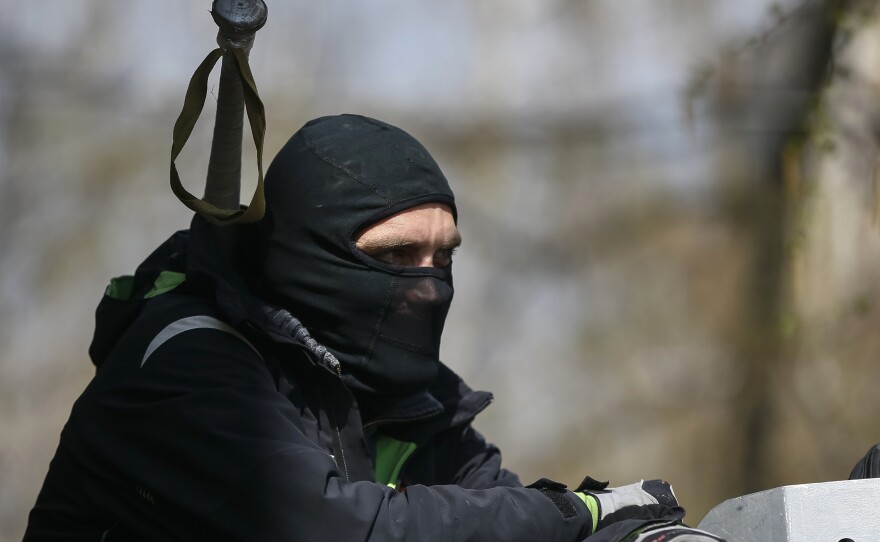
xmin=258 ymin=114 xmax=456 ymax=399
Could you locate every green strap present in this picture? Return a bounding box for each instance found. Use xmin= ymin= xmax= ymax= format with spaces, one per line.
xmin=374 ymin=434 xmax=418 ymax=488
xmin=170 ymin=47 xmax=266 ymax=224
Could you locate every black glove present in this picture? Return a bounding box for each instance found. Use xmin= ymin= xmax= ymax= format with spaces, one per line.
xmin=574 ymin=478 xmax=727 ymax=541
xmin=574 ymin=477 xmax=685 ymax=532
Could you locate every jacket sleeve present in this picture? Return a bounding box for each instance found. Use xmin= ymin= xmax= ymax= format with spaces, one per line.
xmin=432 ymin=424 xmax=524 ymax=489
xmin=68 ymin=326 xmax=592 ymax=542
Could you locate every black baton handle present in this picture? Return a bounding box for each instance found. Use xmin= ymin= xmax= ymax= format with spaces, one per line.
xmin=169 ymin=0 xmax=268 ymax=225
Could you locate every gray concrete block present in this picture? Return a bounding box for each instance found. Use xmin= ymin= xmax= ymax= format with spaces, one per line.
xmin=697 ymin=479 xmax=880 ymax=542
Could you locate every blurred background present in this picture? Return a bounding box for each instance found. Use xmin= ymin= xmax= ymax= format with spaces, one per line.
xmin=3 ymin=0 xmax=880 ymax=539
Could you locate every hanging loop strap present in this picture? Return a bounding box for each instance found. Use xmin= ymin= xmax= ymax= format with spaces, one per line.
xmin=170 ymin=47 xmax=266 ymax=224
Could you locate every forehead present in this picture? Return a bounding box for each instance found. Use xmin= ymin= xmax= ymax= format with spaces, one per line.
xmin=355 ymin=203 xmax=460 ymax=247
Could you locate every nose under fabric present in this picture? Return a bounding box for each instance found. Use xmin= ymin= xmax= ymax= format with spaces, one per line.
xmin=378 ymin=274 xmax=454 ymax=354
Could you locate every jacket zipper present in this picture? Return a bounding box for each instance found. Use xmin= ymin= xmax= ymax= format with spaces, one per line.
xmin=288 ymin=340 xmax=351 ymax=480
xmin=326 ymin=361 xmax=350 ymax=481
xmin=241 ymin=323 xmax=352 ymax=480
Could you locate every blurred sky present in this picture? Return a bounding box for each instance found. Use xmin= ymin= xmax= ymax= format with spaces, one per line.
xmin=5 ymin=1 xmax=785 ymax=115
xmin=0 ymin=0 xmax=797 ymax=211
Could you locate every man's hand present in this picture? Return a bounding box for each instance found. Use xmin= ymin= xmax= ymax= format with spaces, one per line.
xmin=574 ymin=477 xmax=684 ymax=532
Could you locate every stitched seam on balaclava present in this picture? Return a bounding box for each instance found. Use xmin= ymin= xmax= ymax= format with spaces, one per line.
xmin=301 ymin=138 xmax=392 ymax=201
xmin=360 ymin=275 xmax=399 ymax=367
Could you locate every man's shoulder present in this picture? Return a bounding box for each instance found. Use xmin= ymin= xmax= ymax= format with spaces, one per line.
xmin=140 ymin=291 xmax=230 ymax=332
xmin=94 ymin=292 xmax=267 ymax=379
xmin=137 ymin=294 xmax=263 ymax=366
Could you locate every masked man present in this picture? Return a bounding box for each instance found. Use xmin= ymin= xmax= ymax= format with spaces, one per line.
xmin=26 ymin=115 xmax=723 ymax=541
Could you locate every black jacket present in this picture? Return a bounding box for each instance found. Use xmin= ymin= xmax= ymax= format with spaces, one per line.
xmin=25 ymin=220 xmax=594 ymax=541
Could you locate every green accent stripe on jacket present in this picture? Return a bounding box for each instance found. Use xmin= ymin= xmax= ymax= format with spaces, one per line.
xmin=374 ymin=434 xmax=418 ymax=488
xmin=105 ymin=271 xmax=186 ymax=301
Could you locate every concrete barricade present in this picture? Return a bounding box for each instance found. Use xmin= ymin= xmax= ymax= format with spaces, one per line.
xmin=696 ymin=479 xmax=880 ymax=542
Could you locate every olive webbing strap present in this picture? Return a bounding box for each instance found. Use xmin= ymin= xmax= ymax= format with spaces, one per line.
xmin=170 ymin=47 xmax=266 ymax=224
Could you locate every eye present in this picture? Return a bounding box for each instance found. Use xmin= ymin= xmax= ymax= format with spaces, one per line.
xmin=359 ymin=244 xmax=458 ymax=268
xmin=434 ymin=247 xmax=457 ymax=268
xmin=372 ymin=248 xmax=413 ymax=266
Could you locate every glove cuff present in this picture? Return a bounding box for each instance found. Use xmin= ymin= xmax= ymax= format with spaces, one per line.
xmin=574 ymin=491 xmax=600 ymax=533
xmin=526 ymin=478 xmax=597 ymax=538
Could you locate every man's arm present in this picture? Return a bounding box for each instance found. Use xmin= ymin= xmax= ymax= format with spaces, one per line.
xmin=428 ymin=423 xmax=523 ymax=489
xmin=60 ymin=326 xmax=593 ymax=542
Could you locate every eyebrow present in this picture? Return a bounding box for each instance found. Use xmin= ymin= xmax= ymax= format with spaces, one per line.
xmin=444 ymin=233 xmax=463 ymax=250
xmin=357 ymin=232 xmax=462 ymax=251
